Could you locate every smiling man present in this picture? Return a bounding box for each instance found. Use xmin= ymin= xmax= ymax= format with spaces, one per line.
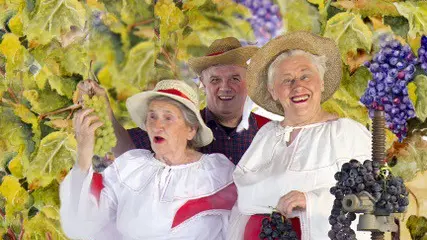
xmin=122 ymin=37 xmax=270 ymax=164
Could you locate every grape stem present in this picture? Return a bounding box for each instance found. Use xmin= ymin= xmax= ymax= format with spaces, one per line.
xmin=128 ymin=18 xmax=154 ymax=31
xmin=0 ymin=67 xmax=5 ymax=77
xmin=18 ymin=228 xmax=24 ymax=240
xmin=161 ymin=47 xmax=179 ymax=79
xmin=7 ymin=88 xmax=19 ymax=103
xmin=7 ymin=228 xmax=17 ymax=240
xmin=38 ymin=103 xmax=82 ymax=120
xmin=46 ymin=232 xmax=52 ymax=240
xmin=406 ymin=186 xmax=419 ymax=216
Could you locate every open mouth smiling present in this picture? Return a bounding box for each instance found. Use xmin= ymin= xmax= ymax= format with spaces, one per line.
xmin=291 ymin=94 xmax=310 ymax=103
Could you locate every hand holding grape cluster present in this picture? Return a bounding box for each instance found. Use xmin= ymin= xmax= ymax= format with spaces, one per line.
xmin=259 ymin=211 xmax=298 ymax=240
xmin=73 ymin=80 xmax=117 ymax=172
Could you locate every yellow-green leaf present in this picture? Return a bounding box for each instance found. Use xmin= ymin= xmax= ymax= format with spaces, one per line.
xmin=48 ymin=75 xmax=78 ymax=99
xmin=324 ymin=12 xmax=373 ymax=65
xmin=8 ymin=145 xmax=26 ymax=178
xmin=23 ymin=89 xmax=71 ymax=115
xmin=119 ymin=41 xmax=155 ymax=88
xmin=0 ymin=33 xmax=23 ymax=63
xmin=25 ymin=0 xmax=86 ymax=45
xmin=155 ymin=0 xmax=185 ymax=44
xmin=27 ymin=132 xmax=77 ymax=189
xmin=278 ymin=0 xmax=321 ymax=34
xmin=414 ymin=75 xmax=427 ymax=122
xmin=0 ymin=106 xmax=35 ymax=161
xmin=8 ymin=13 xmax=23 ymax=36
xmin=23 ymin=212 xmax=68 ymax=239
xmin=394 ymin=2 xmax=427 ymax=39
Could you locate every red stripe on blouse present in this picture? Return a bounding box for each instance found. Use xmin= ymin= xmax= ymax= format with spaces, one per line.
xmin=172 ymin=183 xmax=237 ymax=228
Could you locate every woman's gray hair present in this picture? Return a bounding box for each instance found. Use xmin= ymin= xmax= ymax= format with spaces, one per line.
xmin=145 ymin=95 xmax=201 ymax=149
xmin=267 ymin=49 xmax=328 ymax=88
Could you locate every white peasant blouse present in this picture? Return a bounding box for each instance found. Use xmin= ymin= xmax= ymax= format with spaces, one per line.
xmin=228 ymin=118 xmax=373 ymax=240
xmin=60 ymin=149 xmax=236 ymax=240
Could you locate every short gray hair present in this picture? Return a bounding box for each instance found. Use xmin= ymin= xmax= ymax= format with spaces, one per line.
xmin=146 ymin=95 xmax=201 ymax=149
xmin=267 ymin=49 xmax=327 ymax=88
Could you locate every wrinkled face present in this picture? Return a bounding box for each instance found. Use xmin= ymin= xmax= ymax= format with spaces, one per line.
xmin=269 ymin=55 xmax=324 ymax=118
xmin=146 ymin=100 xmax=196 ymax=156
xmin=201 ymin=65 xmax=247 ymax=118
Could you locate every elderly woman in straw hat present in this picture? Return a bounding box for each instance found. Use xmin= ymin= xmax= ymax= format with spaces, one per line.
xmin=60 ymin=80 xmax=236 ymax=240
xmin=227 ymin=32 xmax=372 ymax=239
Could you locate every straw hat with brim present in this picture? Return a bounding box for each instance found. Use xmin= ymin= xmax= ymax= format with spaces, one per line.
xmin=247 ymin=31 xmax=342 ymax=116
xmin=188 ymin=37 xmax=259 ymax=75
xmin=126 ymin=80 xmax=213 ymax=148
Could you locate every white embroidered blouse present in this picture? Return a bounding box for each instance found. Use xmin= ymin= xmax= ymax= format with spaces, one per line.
xmin=228 ymin=118 xmax=373 ymax=240
xmin=60 ymin=149 xmax=235 ymax=240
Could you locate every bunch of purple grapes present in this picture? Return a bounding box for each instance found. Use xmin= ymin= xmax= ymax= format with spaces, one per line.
xmin=418 ymin=35 xmax=427 ymax=73
xmin=360 ymin=36 xmax=418 ymax=141
xmin=328 ymin=159 xmax=409 ymax=240
xmin=234 ymin=0 xmax=282 ymax=46
xmin=259 ymin=212 xmax=298 ymax=240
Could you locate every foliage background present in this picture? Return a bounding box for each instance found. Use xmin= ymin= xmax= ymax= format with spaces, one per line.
xmin=0 ymin=0 xmax=426 ymax=239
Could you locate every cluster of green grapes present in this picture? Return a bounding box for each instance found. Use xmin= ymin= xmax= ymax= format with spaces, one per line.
xmin=406 ymin=215 xmax=427 ymax=240
xmin=82 ymin=94 xmax=117 ymax=157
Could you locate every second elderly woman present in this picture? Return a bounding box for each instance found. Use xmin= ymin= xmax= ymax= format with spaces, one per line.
xmin=228 ymin=31 xmax=372 ymax=239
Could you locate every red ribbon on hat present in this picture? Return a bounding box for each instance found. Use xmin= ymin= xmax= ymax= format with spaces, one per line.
xmin=206 ymin=51 xmax=225 ymax=56
xmin=158 ymin=89 xmax=193 ymax=103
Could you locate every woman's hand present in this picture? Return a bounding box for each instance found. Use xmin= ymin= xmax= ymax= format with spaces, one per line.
xmin=77 ymin=79 xmax=113 ymax=118
xmin=73 ymin=108 xmax=104 ymax=172
xmin=276 ymin=190 xmax=307 ymax=217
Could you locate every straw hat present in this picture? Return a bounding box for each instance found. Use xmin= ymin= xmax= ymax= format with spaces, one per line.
xmin=188 ymin=37 xmax=259 ymax=75
xmin=126 ymin=80 xmax=213 ymax=147
xmin=247 ymin=31 xmax=342 ymax=116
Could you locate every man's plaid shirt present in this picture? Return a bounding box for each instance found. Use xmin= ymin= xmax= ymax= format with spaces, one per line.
xmin=128 ymin=108 xmax=269 ymax=165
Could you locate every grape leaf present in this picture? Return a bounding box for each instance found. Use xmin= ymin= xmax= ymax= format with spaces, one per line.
xmin=324 ymin=12 xmax=373 ymax=65
xmin=13 ymin=104 xmax=41 ymax=146
xmin=23 ymin=212 xmax=67 ymax=239
xmin=101 ymin=0 xmax=152 ymax=25
xmin=8 ymin=145 xmax=26 ymax=178
xmin=0 ymin=106 xmax=34 ymax=162
xmin=155 ymin=0 xmax=186 ymax=45
xmin=391 ymin=133 xmax=427 ymax=182
xmin=278 ymin=0 xmax=321 ymax=34
xmin=344 ymin=66 xmax=372 ymax=100
xmin=25 ymin=0 xmax=86 ymax=45
xmin=119 ymin=41 xmax=155 ymax=88
xmin=27 ymin=131 xmax=77 ymax=189
xmin=32 ymin=182 xmax=60 ymax=210
xmin=414 ymin=75 xmax=427 ymax=122
xmin=0 ymin=33 xmax=25 ymax=70
xmin=8 ymin=13 xmax=23 ymax=36
xmin=47 ymin=75 xmax=78 ymax=99
xmin=331 ymin=0 xmax=400 ymax=17
xmin=89 ymin=21 xmax=125 ymax=65
xmin=322 ymin=95 xmax=369 ymax=126
xmin=0 ymin=175 xmax=30 ymax=224
xmin=22 ymin=89 xmax=71 ymax=115
xmin=394 ymin=1 xmax=427 ymax=39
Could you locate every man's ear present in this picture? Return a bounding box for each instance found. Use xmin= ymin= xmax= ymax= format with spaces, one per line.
xmin=320 ymin=80 xmax=325 ymax=92
xmin=268 ymin=86 xmax=278 ymax=101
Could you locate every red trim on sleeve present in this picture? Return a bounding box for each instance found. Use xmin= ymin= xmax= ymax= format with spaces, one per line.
xmin=172 ymin=183 xmax=237 ymax=228
xmin=91 ymin=172 xmax=104 ymax=203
